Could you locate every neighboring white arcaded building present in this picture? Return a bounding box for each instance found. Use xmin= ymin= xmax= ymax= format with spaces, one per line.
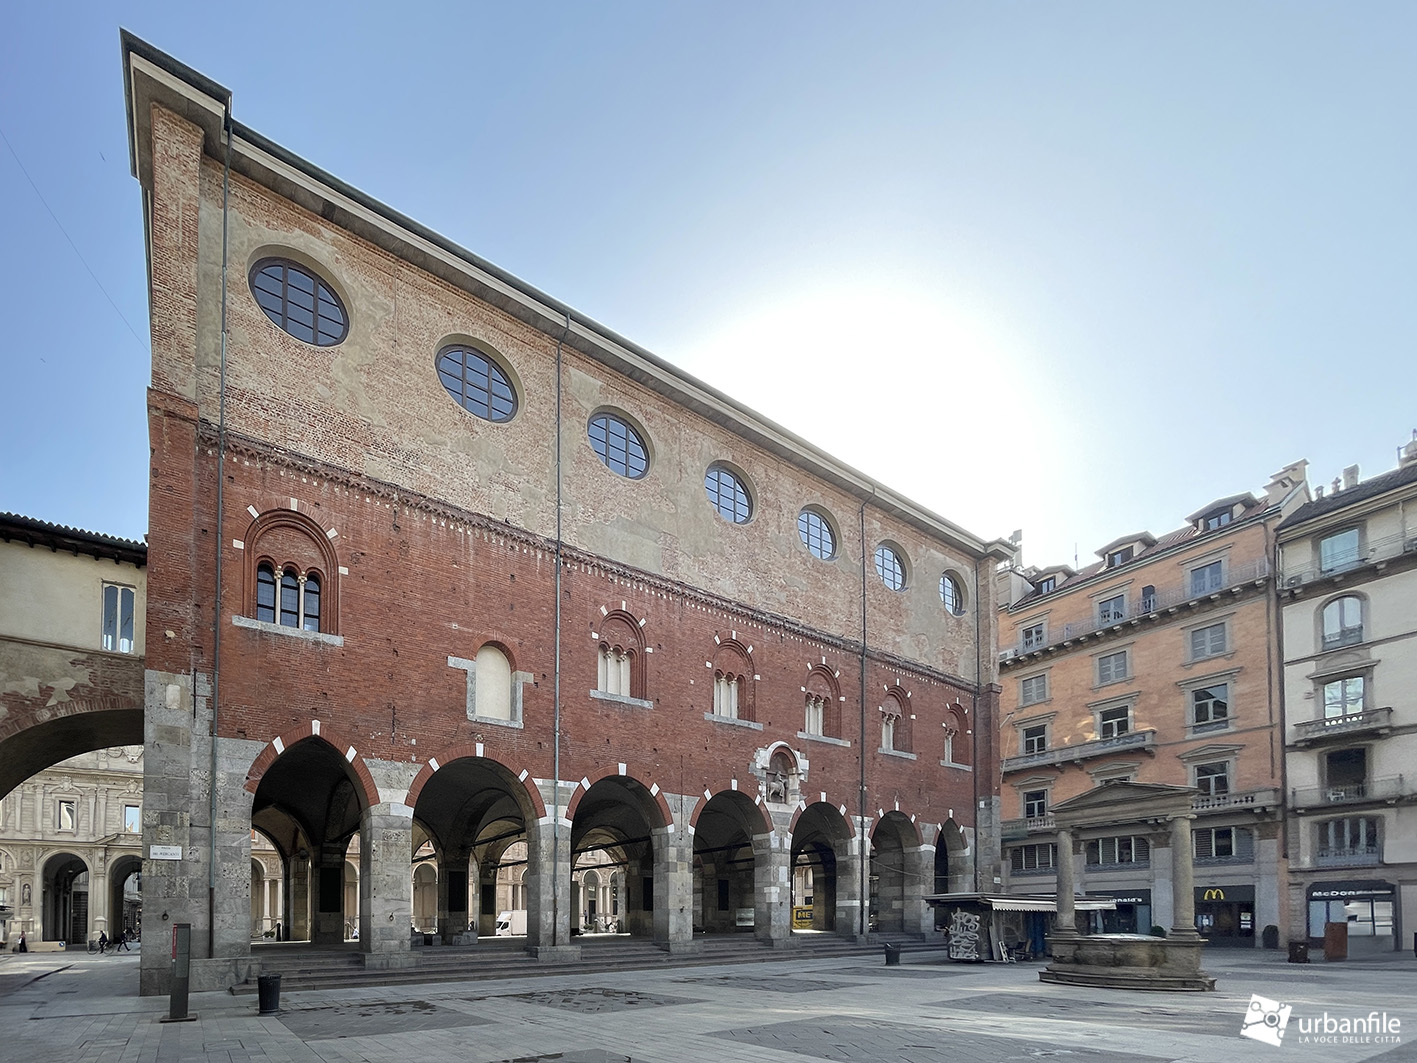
xmin=1277 ymin=435 xmax=1417 ymax=955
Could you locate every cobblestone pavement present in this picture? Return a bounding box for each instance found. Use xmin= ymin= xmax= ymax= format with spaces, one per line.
xmin=2 ymin=947 xmax=1416 ymax=1063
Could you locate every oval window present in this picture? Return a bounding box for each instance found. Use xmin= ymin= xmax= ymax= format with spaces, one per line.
xmin=798 ymin=509 xmax=836 ymax=560
xmin=705 ymin=465 xmax=752 ymax=523
xmin=249 ymin=258 xmax=348 ymax=346
xmin=589 ymin=413 xmax=649 ymax=479
xmin=875 ymin=544 xmax=906 ymax=591
xmin=940 ymin=573 xmax=965 ymax=615
xmin=436 ymin=344 xmax=517 ymax=422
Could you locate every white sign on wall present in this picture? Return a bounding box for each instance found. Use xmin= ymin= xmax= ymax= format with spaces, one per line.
xmin=149 ymin=845 xmax=181 ymax=861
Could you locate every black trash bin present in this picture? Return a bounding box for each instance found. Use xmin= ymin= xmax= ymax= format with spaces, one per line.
xmin=257 ymin=973 xmax=282 ymax=1015
xmin=1287 ymin=941 xmax=1309 ymax=964
xmin=884 ymin=943 xmax=901 ymax=967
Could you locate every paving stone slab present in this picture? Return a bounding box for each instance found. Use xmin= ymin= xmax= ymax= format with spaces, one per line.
xmin=277 ymin=999 xmax=491 ymax=1039
xmin=477 ymin=987 xmax=700 ymax=1014
xmin=484 ymin=1053 xmax=634 ymax=1063
xmin=940 ymin=991 xmax=1219 ymax=1036
xmin=674 ymin=975 xmax=865 ymax=994
xmin=714 ymin=1016 xmax=1172 ymax=1063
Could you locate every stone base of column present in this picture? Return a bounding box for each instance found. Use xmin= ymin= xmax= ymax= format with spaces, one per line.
xmin=364 ymin=953 xmax=417 ymax=971
xmin=529 ymin=944 xmax=582 ymax=962
xmin=760 ymin=934 xmax=801 ymax=949
xmin=654 ymin=939 xmax=704 ymax=955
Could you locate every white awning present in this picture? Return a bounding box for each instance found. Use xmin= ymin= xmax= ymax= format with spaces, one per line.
xmin=989 ymin=898 xmax=1116 ymax=912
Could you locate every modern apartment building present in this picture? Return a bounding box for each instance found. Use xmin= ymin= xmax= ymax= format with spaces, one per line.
xmin=1277 ymin=437 xmax=1417 ymax=954
xmin=995 ymin=464 xmax=1309 ymax=948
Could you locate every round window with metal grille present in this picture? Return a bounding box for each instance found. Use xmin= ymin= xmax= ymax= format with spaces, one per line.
xmin=588 ymin=413 xmax=649 ymax=479
xmin=875 ymin=545 xmax=906 ymax=591
xmin=798 ymin=509 xmax=836 ymax=560
xmin=705 ymin=465 xmax=752 ymax=523
xmin=436 ymin=345 xmax=517 ymax=422
xmin=249 ymin=258 xmax=348 ymax=346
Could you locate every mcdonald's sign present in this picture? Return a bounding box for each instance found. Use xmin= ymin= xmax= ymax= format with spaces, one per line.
xmin=1202 ymin=888 xmax=1226 ymax=901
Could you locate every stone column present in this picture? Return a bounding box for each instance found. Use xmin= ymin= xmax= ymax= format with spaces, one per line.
xmin=1169 ymin=814 xmax=1200 ymax=939
xmin=839 ymin=823 xmax=868 ymax=942
xmin=652 ymin=820 xmax=696 ymax=951
xmin=1053 ymin=827 xmax=1078 ymax=937
xmin=358 ymin=800 xmax=414 ymax=969
xmin=902 ymin=843 xmax=934 ymax=935
xmin=526 ymin=816 xmax=576 ymax=956
xmin=753 ymin=830 xmax=793 ymax=946
xmin=436 ymin=849 xmax=471 ymax=943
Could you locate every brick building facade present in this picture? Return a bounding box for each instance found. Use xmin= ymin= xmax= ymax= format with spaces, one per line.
xmin=122 ymin=36 xmax=1012 ymax=993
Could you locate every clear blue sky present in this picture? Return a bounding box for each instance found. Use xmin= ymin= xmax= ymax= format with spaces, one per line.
xmin=2 ymin=3 xmax=1414 ymax=568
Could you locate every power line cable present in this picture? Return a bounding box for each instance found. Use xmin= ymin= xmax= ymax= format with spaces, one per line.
xmin=0 ymin=123 xmax=147 ymax=352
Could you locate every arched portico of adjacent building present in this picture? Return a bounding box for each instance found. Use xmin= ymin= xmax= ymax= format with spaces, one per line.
xmin=41 ymin=851 xmax=90 ymax=944
xmin=871 ymin=812 xmax=924 ymax=934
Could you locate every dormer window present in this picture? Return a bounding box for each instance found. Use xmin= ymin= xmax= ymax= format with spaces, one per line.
xmin=1036 ymin=576 xmax=1056 ymax=594
xmin=1203 ymin=509 xmax=1233 ymax=531
xmin=1107 ymin=547 xmax=1133 ymax=568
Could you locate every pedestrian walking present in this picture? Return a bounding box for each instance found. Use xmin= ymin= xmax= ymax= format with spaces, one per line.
xmin=116 ymin=929 xmax=131 ymax=952
xmin=98 ymin=931 xmax=109 ymax=954
xmin=16 ymin=931 xmax=27 ymax=953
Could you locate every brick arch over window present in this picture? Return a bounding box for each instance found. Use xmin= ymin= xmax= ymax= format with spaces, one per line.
xmin=943 ymin=703 xmax=969 ymax=765
xmin=711 ymin=637 xmax=754 ymax=721
xmin=243 ymin=508 xmax=340 ymax=632
xmin=242 ymin=721 xmax=378 ymax=810
xmin=805 ymin=664 xmax=842 ymax=739
xmin=595 ymin=608 xmax=646 ymax=699
xmin=880 ymin=687 xmax=911 ymax=753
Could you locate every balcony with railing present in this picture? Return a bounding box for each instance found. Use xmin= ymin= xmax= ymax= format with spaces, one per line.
xmin=1000 ymin=813 xmax=1055 ymax=840
xmin=1281 ymin=530 xmax=1417 ymax=589
xmin=1001 ymin=729 xmax=1156 ymax=773
xmin=1001 ymin=558 xmax=1271 ymax=659
xmin=1291 ymin=776 xmax=1406 ymax=810
xmin=1291 ymin=707 xmax=1393 ymax=748
xmin=1191 ymin=787 xmax=1281 ymax=815
xmin=1314 ymin=845 xmax=1382 ymax=868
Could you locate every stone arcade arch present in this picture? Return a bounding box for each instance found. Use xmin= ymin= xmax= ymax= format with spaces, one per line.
xmin=250 ymin=736 xmax=371 ymax=947
xmin=790 ymin=802 xmax=860 ymax=937
xmin=934 ymin=819 xmax=971 ymax=898
xmin=871 ymin=812 xmax=921 ymax=934
xmin=410 ymin=756 xmax=540 ymax=944
xmin=569 ymin=775 xmax=675 ymax=944
xmin=691 ymin=790 xmax=771 ymax=937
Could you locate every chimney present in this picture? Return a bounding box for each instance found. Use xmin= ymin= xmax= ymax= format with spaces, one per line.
xmin=1343 ymin=465 xmax=1360 ymax=490
xmin=1401 ymin=431 xmax=1417 ymax=469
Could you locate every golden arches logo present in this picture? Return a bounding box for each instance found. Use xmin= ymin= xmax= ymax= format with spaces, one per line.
xmin=1203 ymin=888 xmax=1226 ymax=901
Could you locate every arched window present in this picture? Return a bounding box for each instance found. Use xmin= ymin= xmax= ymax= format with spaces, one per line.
xmin=474 ymin=645 xmax=514 ymax=721
xmin=595 ymin=609 xmax=646 ymax=700
xmin=711 ymin=639 xmax=754 ymax=721
xmin=257 ymin=562 xmax=325 ymax=632
xmin=1322 ymin=596 xmax=1363 ymax=649
xmin=805 ymin=665 xmax=841 ymax=739
xmin=880 ymin=690 xmax=910 ymax=753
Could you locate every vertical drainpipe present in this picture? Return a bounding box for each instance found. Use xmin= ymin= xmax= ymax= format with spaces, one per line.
xmin=972 ymin=554 xmax=983 ymax=894
xmin=209 ymin=106 xmax=233 ymax=959
xmin=858 ymin=492 xmax=873 ymax=938
xmin=551 ymin=312 xmax=570 ymax=947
